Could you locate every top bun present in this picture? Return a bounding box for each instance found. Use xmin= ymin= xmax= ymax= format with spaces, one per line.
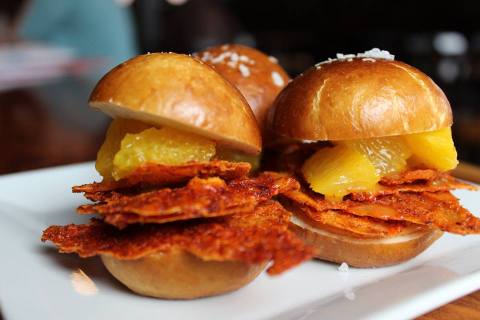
xmin=196 ymin=44 xmax=290 ymax=131
xmin=269 ymin=57 xmax=452 ymax=141
xmin=89 ymin=53 xmax=261 ymax=154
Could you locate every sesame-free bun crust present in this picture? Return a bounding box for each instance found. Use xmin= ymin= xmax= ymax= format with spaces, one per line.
xmin=290 ymin=216 xmax=442 ymax=268
xmin=101 ymin=250 xmax=266 ymax=299
xmin=89 ymin=53 xmax=261 ymax=154
xmin=270 ymin=59 xmax=452 ymax=141
xmin=197 ymin=44 xmax=290 ymax=131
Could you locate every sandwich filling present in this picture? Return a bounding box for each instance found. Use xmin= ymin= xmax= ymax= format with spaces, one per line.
xmin=302 ymin=128 xmax=457 ymax=201
xmin=275 ymin=127 xmax=479 ymax=239
xmin=96 ymin=118 xmax=259 ymax=181
xmin=44 ymin=119 xmax=311 ymax=276
xmin=42 ymin=201 xmax=313 ymax=275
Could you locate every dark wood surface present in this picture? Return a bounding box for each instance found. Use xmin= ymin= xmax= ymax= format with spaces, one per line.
xmin=1 ymin=76 xmax=478 ymax=319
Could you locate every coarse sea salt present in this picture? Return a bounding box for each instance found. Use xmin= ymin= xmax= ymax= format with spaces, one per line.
xmin=239 ymin=55 xmax=250 ymax=63
xmin=268 ymin=56 xmax=279 ymax=64
xmin=315 ymin=57 xmax=335 ymax=68
xmin=336 ymin=53 xmax=356 ymax=60
xmin=357 ymin=48 xmax=394 ymax=60
xmin=201 ymin=49 xmax=256 ymax=71
xmin=315 ymin=48 xmax=394 ymax=67
xmin=271 ymin=71 xmax=284 ymax=87
xmin=230 ymin=52 xmax=239 ymax=62
xmin=239 ymin=64 xmax=251 ymax=77
xmin=209 ymin=52 xmax=231 ymax=64
xmin=338 ymin=262 xmax=349 ymax=272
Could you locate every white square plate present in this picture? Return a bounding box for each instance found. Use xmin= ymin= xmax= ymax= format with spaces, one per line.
xmin=0 ymin=163 xmax=479 ymax=320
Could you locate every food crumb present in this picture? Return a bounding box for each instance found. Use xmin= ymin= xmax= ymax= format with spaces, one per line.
xmin=338 ymin=262 xmax=349 ymax=272
xmin=344 ymin=288 xmax=356 ymax=301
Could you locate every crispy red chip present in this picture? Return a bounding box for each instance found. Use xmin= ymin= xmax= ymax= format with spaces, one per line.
xmin=77 ymin=172 xmax=300 ymax=229
xmin=379 ymin=169 xmax=443 ymax=185
xmin=351 ymin=172 xmax=475 ymax=200
xmin=282 ymin=190 xmax=413 ymax=238
xmin=282 ymin=188 xmax=480 ymax=235
xmin=344 ymin=192 xmax=480 ymax=235
xmin=73 ymin=160 xmax=251 ymax=194
xmin=42 ymin=201 xmax=314 ymax=275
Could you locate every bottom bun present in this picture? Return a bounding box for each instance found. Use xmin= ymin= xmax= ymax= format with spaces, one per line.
xmin=102 ymin=250 xmax=266 ymax=299
xmin=290 ymin=216 xmax=443 ymax=268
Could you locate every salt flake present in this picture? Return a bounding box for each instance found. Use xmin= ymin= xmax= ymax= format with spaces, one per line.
xmin=239 ymin=64 xmax=250 ymax=77
xmin=271 ymin=71 xmax=284 ymax=87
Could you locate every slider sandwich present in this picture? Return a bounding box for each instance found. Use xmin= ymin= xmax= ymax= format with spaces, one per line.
xmin=268 ymin=49 xmax=479 ymax=267
xmin=196 ymin=44 xmax=291 ymax=166
xmin=196 ymin=44 xmax=290 ymax=132
xmin=42 ymin=53 xmax=312 ymax=299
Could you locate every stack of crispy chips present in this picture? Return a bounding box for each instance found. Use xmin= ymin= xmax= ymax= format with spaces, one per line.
xmin=42 ymin=161 xmax=314 ymax=275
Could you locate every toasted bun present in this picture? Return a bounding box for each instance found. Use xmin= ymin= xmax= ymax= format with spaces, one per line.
xmin=290 ymin=216 xmax=442 ymax=268
xmin=89 ymin=53 xmax=261 ymax=154
xmin=101 ymin=250 xmax=266 ymax=299
xmin=196 ymin=44 xmax=290 ymax=131
xmin=270 ymin=58 xmax=452 ymax=141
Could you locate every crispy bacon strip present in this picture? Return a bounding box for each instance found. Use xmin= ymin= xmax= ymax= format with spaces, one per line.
xmin=73 ymin=161 xmax=251 ymax=194
xmin=282 ymin=189 xmax=480 ymax=235
xmin=78 ymin=172 xmax=300 ymax=229
xmin=42 ymin=201 xmax=314 ymax=275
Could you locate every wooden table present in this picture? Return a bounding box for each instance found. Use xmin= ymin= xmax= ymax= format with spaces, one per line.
xmin=0 ymin=76 xmax=478 ymax=319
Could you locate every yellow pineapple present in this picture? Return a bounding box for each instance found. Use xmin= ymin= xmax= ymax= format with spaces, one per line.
xmin=112 ymin=126 xmax=216 ymax=180
xmin=342 ymin=136 xmax=411 ymax=176
xmin=302 ymin=144 xmax=379 ymax=201
xmin=95 ymin=118 xmax=150 ymax=180
xmin=403 ymin=127 xmax=458 ymax=171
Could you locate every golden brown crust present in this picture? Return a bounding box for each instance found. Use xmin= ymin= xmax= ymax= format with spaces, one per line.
xmin=89 ymin=53 xmax=261 ymax=154
xmin=77 ymin=172 xmax=300 ymax=229
xmin=269 ymin=59 xmax=452 ymax=140
xmin=72 ymin=160 xmax=251 ymax=194
xmin=101 ymin=251 xmax=266 ymax=299
xmin=290 ymin=218 xmax=442 ymax=268
xmin=196 ymin=44 xmax=290 ymax=131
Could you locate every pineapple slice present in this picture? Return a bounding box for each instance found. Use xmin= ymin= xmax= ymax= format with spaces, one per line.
xmin=96 ymin=118 xmax=150 ymax=181
xmin=301 ymin=128 xmax=457 ymax=200
xmin=342 ymin=136 xmax=411 ymax=176
xmin=112 ymin=126 xmax=216 ymax=180
xmin=403 ymin=128 xmax=458 ymax=171
xmin=302 ymin=144 xmax=379 ymax=201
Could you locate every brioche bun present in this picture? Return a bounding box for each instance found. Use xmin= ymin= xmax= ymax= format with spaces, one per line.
xmin=101 ymin=250 xmax=266 ymax=299
xmin=89 ymin=53 xmax=261 ymax=154
xmin=290 ymin=215 xmax=442 ymax=268
xmin=197 ymin=44 xmax=290 ymax=131
xmin=269 ymin=58 xmax=452 ymax=141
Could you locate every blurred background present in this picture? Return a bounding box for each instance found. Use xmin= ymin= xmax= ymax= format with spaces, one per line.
xmin=0 ymin=0 xmax=479 ymax=174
